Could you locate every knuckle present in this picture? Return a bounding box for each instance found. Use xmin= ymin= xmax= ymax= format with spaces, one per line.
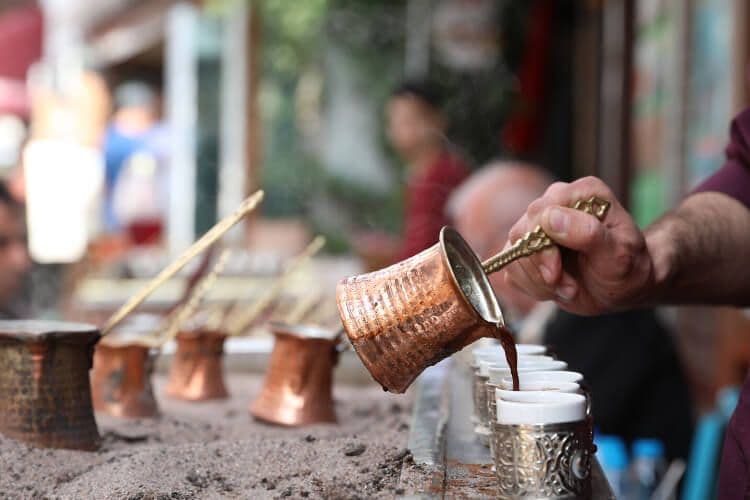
xmin=508 ymin=216 xmax=529 ymax=241
xmin=544 ymin=182 xmax=568 ymax=199
xmin=578 ymin=218 xmax=603 ymax=243
xmin=609 ymin=234 xmax=644 ymax=279
xmin=576 ymin=176 xmax=601 ymax=188
xmin=611 ymin=248 xmax=636 ymax=278
xmin=527 ymin=198 xmax=547 ymax=217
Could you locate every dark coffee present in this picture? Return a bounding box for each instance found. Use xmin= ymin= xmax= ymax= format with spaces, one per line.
xmin=495 ymin=324 xmax=519 ymax=391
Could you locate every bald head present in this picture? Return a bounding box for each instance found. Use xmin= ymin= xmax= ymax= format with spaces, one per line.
xmin=447 ymin=162 xmax=554 ymax=318
xmin=448 ymin=162 xmax=554 ymax=258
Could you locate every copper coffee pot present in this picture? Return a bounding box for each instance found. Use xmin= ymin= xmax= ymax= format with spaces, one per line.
xmin=90 ymin=339 xmax=159 ymax=419
xmin=164 ymin=327 xmax=229 ymax=401
xmin=250 ymin=322 xmax=341 ymax=426
xmin=336 ymin=197 xmax=609 ymax=393
xmin=0 ymin=320 xmax=101 ymax=450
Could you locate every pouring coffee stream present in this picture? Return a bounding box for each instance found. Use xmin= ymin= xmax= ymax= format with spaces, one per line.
xmin=336 ymin=196 xmax=610 ymax=394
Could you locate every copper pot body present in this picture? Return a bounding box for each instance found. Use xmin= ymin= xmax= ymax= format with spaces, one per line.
xmin=165 ymin=329 xmax=228 ymax=401
xmin=91 ymin=342 xmax=159 ymax=418
xmin=0 ymin=321 xmax=101 ymax=450
xmin=250 ymin=323 xmax=338 ymax=426
xmin=336 ymin=227 xmax=504 ymax=393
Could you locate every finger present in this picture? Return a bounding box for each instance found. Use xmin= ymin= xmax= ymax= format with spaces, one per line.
xmin=507 ymin=213 xmax=532 ymax=246
xmin=540 ymin=206 xmax=606 ymax=253
xmin=517 ymin=257 xmax=554 ymax=296
xmin=526 ymin=247 xmax=562 ymax=287
xmin=504 ymin=261 xmax=556 ymax=302
xmin=554 ymin=271 xmax=579 ymax=303
xmin=521 ymin=177 xmax=631 ymax=229
xmin=536 ymin=177 xmax=617 ymax=212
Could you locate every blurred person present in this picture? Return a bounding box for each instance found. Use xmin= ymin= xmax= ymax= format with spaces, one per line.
xmin=103 ymin=81 xmax=167 ymax=237
xmin=448 ymin=162 xmax=693 ymax=461
xmin=386 ymin=81 xmax=470 ymax=259
xmin=0 ymin=180 xmax=31 ymax=318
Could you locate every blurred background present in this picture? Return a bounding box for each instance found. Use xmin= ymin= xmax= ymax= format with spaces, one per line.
xmin=0 ymin=0 xmax=749 ymax=427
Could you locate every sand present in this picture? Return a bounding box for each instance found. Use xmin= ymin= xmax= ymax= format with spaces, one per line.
xmin=0 ymin=374 xmax=427 ymax=499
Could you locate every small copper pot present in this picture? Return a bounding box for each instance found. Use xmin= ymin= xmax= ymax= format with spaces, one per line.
xmin=91 ymin=339 xmax=159 ymax=418
xmin=336 ymin=227 xmax=505 ymax=393
xmin=164 ymin=328 xmax=229 ymax=401
xmin=0 ymin=320 xmax=101 ymax=450
xmin=250 ymin=322 xmax=339 ymax=426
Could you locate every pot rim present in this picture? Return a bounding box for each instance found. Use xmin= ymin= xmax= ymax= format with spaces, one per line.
xmin=439 ymin=227 xmax=504 ymax=327
xmin=0 ymin=320 xmax=100 ymax=343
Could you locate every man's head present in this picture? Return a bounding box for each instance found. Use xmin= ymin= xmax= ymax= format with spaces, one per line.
xmin=0 ymin=182 xmax=30 ymax=307
xmin=447 ymin=162 xmax=554 ymax=319
xmin=386 ymin=82 xmax=446 ymax=160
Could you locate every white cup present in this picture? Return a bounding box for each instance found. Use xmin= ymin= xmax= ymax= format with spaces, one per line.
xmin=496 ymin=392 xmax=587 ymax=425
xmin=478 ymin=355 xmax=555 ymax=377
xmin=499 ymin=370 xmax=584 ymax=390
xmin=488 ymin=359 xmax=568 ymax=384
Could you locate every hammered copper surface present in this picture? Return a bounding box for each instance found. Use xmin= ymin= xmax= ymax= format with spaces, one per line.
xmin=337 ymin=228 xmax=504 ymax=393
xmin=164 ymin=329 xmax=228 ymax=401
xmin=250 ymin=323 xmax=338 ymax=426
xmin=91 ymin=342 xmax=159 ymax=418
xmin=0 ymin=320 xmax=101 ymax=450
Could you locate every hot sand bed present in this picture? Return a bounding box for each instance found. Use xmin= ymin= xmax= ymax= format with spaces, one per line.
xmin=0 ymin=374 xmax=429 ymax=499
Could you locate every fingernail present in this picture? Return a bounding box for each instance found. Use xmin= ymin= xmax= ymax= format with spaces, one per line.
xmin=539 ymin=265 xmax=553 ymax=284
xmin=556 ymin=284 xmax=577 ymax=302
xmin=548 ymin=208 xmax=568 ymax=235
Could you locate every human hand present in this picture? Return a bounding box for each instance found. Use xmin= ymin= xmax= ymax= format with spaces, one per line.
xmin=503 ymin=176 xmax=655 ymax=315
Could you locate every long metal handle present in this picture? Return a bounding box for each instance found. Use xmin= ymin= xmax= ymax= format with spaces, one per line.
xmin=481 ymin=196 xmax=610 ymax=275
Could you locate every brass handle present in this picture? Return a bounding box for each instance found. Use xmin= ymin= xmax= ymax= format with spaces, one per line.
xmin=481 ymin=196 xmax=611 ymax=275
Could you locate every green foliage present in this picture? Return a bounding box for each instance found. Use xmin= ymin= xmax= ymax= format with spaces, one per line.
xmin=259 ymin=0 xmax=405 ymax=245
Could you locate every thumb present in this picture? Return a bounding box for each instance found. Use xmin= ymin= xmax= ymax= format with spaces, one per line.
xmin=540 ymin=206 xmax=606 ymax=253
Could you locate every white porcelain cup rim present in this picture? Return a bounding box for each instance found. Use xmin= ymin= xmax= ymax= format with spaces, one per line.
xmin=488 ymin=360 xmax=568 ymax=383
xmin=496 ymin=392 xmax=587 ymax=425
xmin=516 ymin=344 xmax=548 ymax=355
xmin=478 ymin=355 xmax=555 ymax=376
xmin=499 ymin=370 xmax=584 ymax=390
xmin=496 ymin=381 xmax=580 ymax=397
xmin=472 ymin=344 xmax=547 ymax=365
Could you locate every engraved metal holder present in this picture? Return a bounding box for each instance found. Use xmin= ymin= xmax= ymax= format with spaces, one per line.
xmin=486 ymin=381 xmax=500 ymax=454
xmin=473 ymin=371 xmax=491 ymax=444
xmin=491 ymin=419 xmax=594 ymax=499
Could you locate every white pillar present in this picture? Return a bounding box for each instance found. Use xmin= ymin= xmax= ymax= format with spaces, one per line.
xmin=218 ymin=2 xmax=249 ymax=242
xmin=165 ymin=2 xmax=199 ymax=254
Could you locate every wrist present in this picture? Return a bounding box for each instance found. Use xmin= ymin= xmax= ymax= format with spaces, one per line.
xmin=643 ymin=218 xmax=679 ymax=305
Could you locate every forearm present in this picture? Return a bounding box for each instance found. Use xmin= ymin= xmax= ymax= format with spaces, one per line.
xmin=645 ymin=191 xmax=750 ymax=306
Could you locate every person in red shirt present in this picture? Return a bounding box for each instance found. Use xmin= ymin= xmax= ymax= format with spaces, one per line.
xmin=386 ymin=82 xmax=470 ymax=259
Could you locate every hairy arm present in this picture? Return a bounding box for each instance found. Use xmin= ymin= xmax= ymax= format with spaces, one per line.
xmin=647 ymin=191 xmax=750 ymax=306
